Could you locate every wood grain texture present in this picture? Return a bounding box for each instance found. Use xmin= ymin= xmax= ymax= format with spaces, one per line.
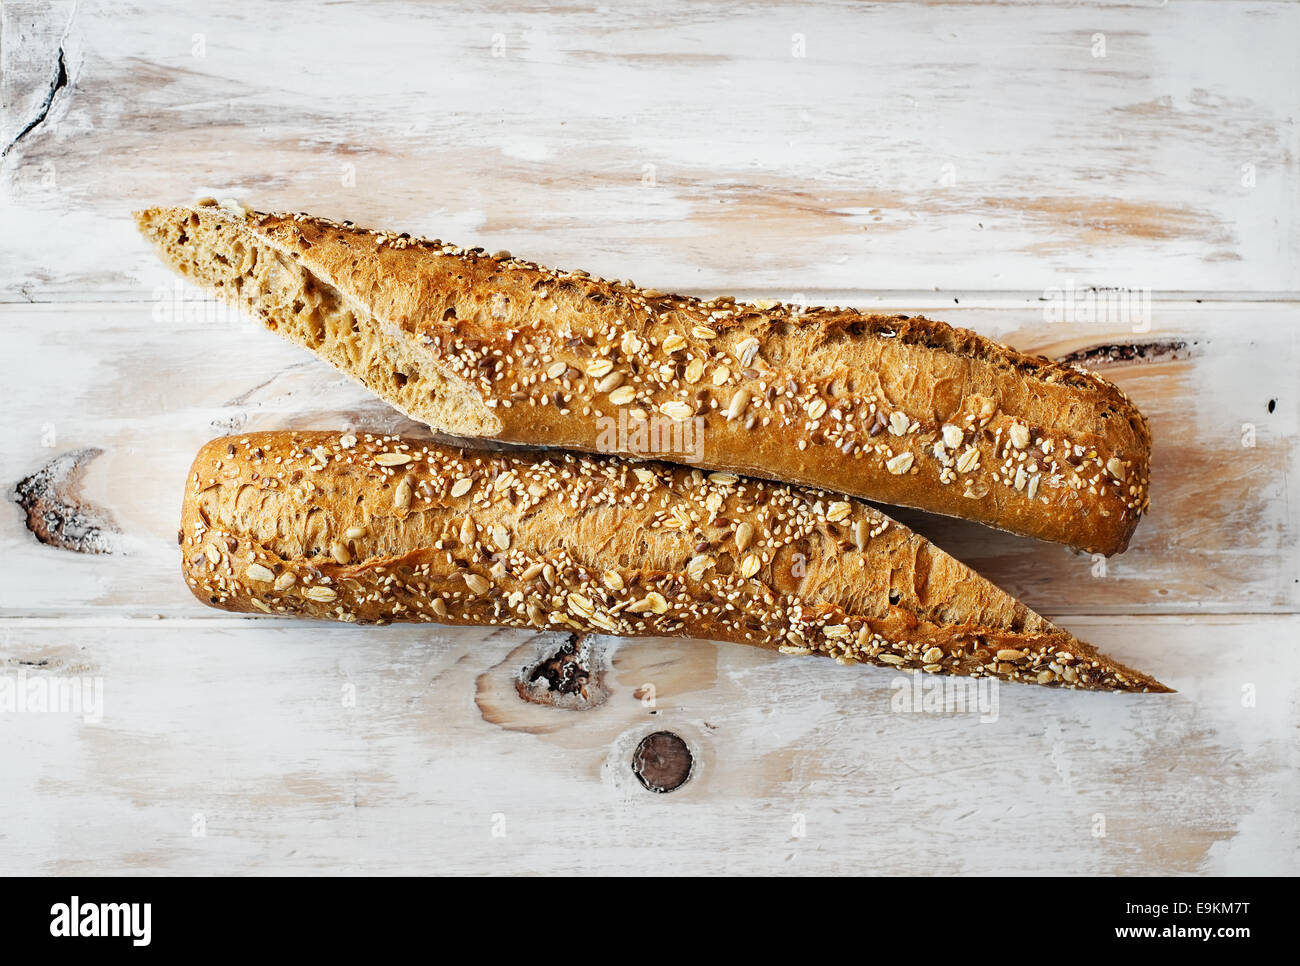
xmin=1 ymin=616 xmax=1294 ymax=875
xmin=1 ymin=0 xmax=1296 ymax=876
xmin=2 ymin=0 xmax=1298 ymax=297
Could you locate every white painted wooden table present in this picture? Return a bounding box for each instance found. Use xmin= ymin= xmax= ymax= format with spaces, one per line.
xmin=2 ymin=0 xmax=1297 ymax=875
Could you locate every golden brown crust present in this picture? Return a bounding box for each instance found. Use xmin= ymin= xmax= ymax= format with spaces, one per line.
xmin=139 ymin=202 xmax=1152 ymax=555
xmin=180 ymin=431 xmax=1169 ymax=693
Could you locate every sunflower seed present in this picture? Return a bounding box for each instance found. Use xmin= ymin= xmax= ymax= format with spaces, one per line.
xmin=726 ymin=388 xmax=751 ymax=421
xmin=1009 ymin=423 xmax=1030 ymax=450
xmin=330 ymin=540 xmax=351 ymax=564
xmin=273 ymin=572 xmax=296 ymax=591
xmin=739 ymin=553 xmax=761 ymax=579
xmin=1106 ymin=456 xmax=1126 ymax=481
xmin=431 ymin=597 xmax=449 ymax=618
xmin=996 ymin=648 xmax=1027 ymax=662
xmin=603 ymin=570 xmax=624 ymax=590
xmin=344 ymin=525 xmax=368 ymax=540
xmin=464 ymin=573 xmax=490 ymax=594
xmin=492 ymin=524 xmax=511 ymax=551
xmin=375 ymin=452 xmax=411 ymax=466
xmin=394 ymin=479 xmax=412 ymax=509
xmin=450 ymin=477 xmax=474 ymax=498
xmin=460 ymin=517 xmax=476 ymax=546
xmin=684 ymin=358 xmax=705 ymax=383
xmin=595 ymin=371 xmax=624 ymax=394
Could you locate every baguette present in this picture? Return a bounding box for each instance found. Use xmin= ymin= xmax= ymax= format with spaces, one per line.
xmin=140 ymin=201 xmax=1152 ymax=555
xmin=180 ymin=430 xmax=1169 ymax=693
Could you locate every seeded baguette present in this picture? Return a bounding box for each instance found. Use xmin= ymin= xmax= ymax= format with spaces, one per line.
xmin=141 ymin=201 xmax=1152 ymax=555
xmin=181 ymin=431 xmax=1169 ymax=693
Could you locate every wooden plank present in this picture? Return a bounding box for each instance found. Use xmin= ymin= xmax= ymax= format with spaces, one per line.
xmin=3 ymin=0 xmax=1298 ymax=297
xmin=1 ymin=615 xmax=1293 ymax=875
xmin=2 ymin=299 xmax=1294 ymax=617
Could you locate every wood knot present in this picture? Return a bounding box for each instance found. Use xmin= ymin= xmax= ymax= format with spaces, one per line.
xmin=632 ymin=731 xmax=693 ymax=793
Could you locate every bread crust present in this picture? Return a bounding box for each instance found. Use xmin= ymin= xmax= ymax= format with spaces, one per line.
xmin=180 ymin=430 xmax=1169 ymax=693
xmin=139 ymin=203 xmax=1152 ymax=555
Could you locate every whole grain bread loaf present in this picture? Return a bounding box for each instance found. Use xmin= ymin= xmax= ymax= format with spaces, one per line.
xmin=140 ymin=202 xmax=1152 ymax=556
xmin=180 ymin=430 xmax=1168 ymax=693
